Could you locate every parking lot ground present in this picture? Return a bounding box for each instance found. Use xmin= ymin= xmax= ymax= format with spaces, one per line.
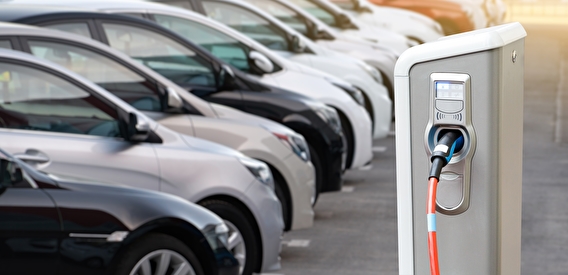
xmin=521 ymin=23 xmax=568 ymax=275
xmin=267 ymin=23 xmax=568 ymax=275
xmin=276 ymin=136 xmax=398 ymax=275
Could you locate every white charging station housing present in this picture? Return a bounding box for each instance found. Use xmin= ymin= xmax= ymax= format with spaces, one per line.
xmin=395 ymin=22 xmax=526 ymax=275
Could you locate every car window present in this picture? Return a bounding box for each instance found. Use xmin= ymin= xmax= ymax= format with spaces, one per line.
xmin=0 ymin=158 xmax=32 ymax=188
xmin=28 ymin=40 xmax=162 ymax=112
xmin=243 ymin=0 xmax=309 ymax=35
xmin=0 ymin=40 xmax=12 ymax=50
xmin=203 ymin=1 xmax=290 ymax=51
xmin=102 ymin=23 xmax=217 ymax=88
xmin=329 ymin=0 xmax=355 ymax=10
xmin=44 ymin=22 xmax=92 ymax=39
xmin=288 ymin=0 xmax=337 ymax=27
xmin=153 ymin=14 xmax=254 ymax=72
xmin=0 ymin=62 xmax=122 ymax=138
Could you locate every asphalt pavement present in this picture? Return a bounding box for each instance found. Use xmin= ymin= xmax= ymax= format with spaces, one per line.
xmin=269 ymin=23 xmax=568 ymax=275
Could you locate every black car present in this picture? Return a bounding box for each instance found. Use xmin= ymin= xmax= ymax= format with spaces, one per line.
xmin=0 ymin=6 xmax=345 ymax=197
xmin=0 ymin=148 xmax=239 ymax=275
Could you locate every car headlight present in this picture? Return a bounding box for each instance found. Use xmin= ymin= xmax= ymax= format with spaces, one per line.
xmin=325 ymin=77 xmax=365 ymax=106
xmin=358 ymin=62 xmax=383 ymax=84
xmin=239 ymin=157 xmax=274 ymax=190
xmin=308 ymin=101 xmax=342 ymax=134
xmin=203 ymin=223 xmax=230 ymax=250
xmin=272 ymin=132 xmax=311 ymax=162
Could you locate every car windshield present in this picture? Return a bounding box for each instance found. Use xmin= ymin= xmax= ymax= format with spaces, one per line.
xmin=153 ymin=14 xmax=254 ymax=73
xmin=288 ymin=0 xmax=338 ymax=27
xmin=329 ymin=0 xmax=355 ymax=10
xmin=102 ymin=23 xmax=217 ymax=87
xmin=203 ymin=1 xmax=291 ymax=51
xmin=243 ymin=0 xmax=310 ymax=35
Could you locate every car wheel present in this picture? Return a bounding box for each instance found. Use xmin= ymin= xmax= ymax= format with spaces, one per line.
xmin=114 ymin=233 xmax=204 ymax=275
xmin=200 ymin=199 xmax=259 ymax=275
xmin=308 ymin=144 xmax=322 ymax=206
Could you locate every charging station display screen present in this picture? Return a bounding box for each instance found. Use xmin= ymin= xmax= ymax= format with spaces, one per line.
xmin=436 ymin=82 xmax=464 ymax=100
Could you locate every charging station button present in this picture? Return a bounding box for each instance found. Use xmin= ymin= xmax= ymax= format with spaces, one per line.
xmin=436 ymin=100 xmax=463 ymax=113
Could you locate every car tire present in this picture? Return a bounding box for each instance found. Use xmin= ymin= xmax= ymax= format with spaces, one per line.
xmin=114 ymin=233 xmax=204 ymax=275
xmin=338 ymin=112 xmax=354 ymax=170
xmin=308 ymin=144 xmax=322 ymax=206
xmin=272 ymin=170 xmax=292 ymax=231
xmin=199 ymin=199 xmax=260 ymax=275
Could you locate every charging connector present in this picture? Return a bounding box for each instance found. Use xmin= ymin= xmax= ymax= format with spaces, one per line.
xmin=429 ymin=131 xmax=464 ymax=180
xmin=427 ymin=130 xmax=464 ymax=275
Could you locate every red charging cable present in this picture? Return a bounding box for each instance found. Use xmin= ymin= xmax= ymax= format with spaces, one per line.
xmin=427 ymin=177 xmax=440 ymax=275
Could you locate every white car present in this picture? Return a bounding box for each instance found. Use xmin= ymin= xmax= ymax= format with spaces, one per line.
xmin=0 ymin=47 xmax=283 ymax=275
xmin=284 ymin=0 xmax=414 ymax=55
xmin=330 ymin=0 xmax=445 ymax=44
xmin=190 ymin=0 xmax=399 ymax=99
xmin=65 ymin=0 xmax=390 ymax=142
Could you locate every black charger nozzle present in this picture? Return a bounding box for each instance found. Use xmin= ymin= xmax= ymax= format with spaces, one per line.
xmin=429 ymin=130 xmax=464 ymax=180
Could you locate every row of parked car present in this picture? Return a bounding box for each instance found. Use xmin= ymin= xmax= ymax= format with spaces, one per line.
xmin=0 ymin=0 xmax=504 ymax=274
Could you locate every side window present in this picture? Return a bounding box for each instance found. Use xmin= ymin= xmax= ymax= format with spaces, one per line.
xmin=102 ymin=23 xmax=217 ymax=88
xmin=243 ymin=0 xmax=309 ymax=35
xmin=203 ymin=1 xmax=290 ymax=51
xmin=288 ymin=0 xmax=337 ymax=27
xmin=43 ymin=22 xmax=92 ymax=39
xmin=153 ymin=14 xmax=252 ymax=72
xmin=0 ymin=159 xmax=32 ymax=188
xmin=28 ymin=40 xmax=162 ymax=112
xmin=0 ymin=62 xmax=122 ymax=138
xmin=0 ymin=40 xmax=12 ymax=50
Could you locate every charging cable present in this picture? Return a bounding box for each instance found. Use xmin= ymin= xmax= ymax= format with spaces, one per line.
xmin=427 ymin=131 xmax=464 ymax=275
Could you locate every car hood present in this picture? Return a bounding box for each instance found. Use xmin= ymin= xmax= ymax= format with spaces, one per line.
xmin=276 ymin=57 xmax=354 ymax=87
xmin=178 ymin=132 xmax=246 ymax=158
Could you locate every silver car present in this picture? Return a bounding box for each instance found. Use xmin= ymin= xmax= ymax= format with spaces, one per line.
xmin=0 ymin=21 xmax=315 ymax=235
xmin=0 ymin=48 xmax=284 ymax=275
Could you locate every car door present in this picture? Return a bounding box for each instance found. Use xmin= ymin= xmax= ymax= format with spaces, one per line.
xmin=0 ymin=57 xmax=160 ymax=191
xmin=0 ymin=155 xmax=61 ymax=275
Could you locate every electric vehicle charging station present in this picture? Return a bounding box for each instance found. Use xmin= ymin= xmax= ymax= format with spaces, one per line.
xmin=395 ymin=22 xmax=526 ymax=275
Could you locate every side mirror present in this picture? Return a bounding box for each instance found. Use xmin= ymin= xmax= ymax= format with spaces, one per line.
xmin=127 ymin=113 xmax=150 ymax=142
xmin=291 ymin=34 xmax=306 ymax=53
xmin=249 ymin=51 xmax=274 ymax=73
xmin=219 ymin=64 xmax=236 ymax=90
xmin=338 ymin=13 xmax=358 ymax=29
xmin=166 ymin=87 xmax=184 ymax=109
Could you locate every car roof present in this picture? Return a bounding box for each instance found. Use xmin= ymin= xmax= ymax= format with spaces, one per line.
xmin=2 ymin=0 xmax=198 ymax=15
xmin=0 ymin=4 xmax=96 ymax=22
